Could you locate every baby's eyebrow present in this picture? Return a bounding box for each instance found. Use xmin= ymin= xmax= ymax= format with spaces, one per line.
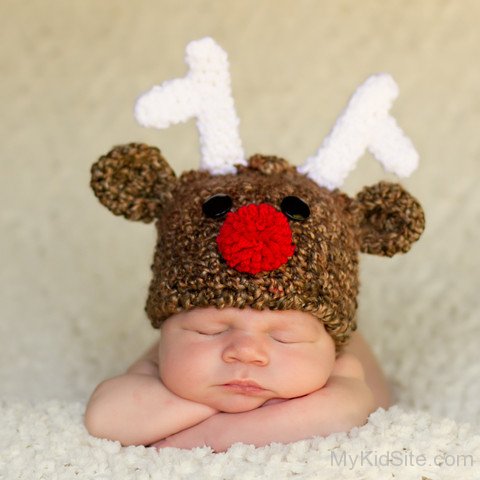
xmin=269 ymin=322 xmax=314 ymax=334
xmin=262 ymin=316 xmax=318 ymax=334
xmin=181 ymin=315 xmax=226 ymax=327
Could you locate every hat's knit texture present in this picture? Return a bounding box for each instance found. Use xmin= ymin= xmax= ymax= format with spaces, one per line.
xmin=91 ymin=143 xmax=425 ymax=350
xmin=90 ymin=38 xmax=425 ymax=351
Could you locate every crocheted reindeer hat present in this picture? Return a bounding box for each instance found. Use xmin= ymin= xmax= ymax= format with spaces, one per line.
xmin=91 ymin=37 xmax=425 ymax=350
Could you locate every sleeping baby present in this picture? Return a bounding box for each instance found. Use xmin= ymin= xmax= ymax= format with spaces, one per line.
xmin=85 ymin=307 xmax=388 ymax=451
xmin=84 ymin=39 xmax=424 ymax=452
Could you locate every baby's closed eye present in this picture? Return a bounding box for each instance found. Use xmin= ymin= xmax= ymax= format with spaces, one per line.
xmin=269 ymin=334 xmax=304 ymax=344
xmin=268 ymin=328 xmax=316 ymax=344
xmin=194 ymin=329 xmax=227 ymax=336
xmin=183 ymin=325 xmax=228 ymax=336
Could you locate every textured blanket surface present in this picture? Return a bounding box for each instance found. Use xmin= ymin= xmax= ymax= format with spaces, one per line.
xmin=1 ymin=401 xmax=479 ymax=479
xmin=1 ymin=1 xmax=480 ymax=479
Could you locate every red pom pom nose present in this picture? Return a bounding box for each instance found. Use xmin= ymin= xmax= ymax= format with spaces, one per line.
xmin=216 ymin=203 xmax=295 ymax=275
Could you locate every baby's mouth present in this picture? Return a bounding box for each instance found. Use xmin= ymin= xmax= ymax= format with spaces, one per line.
xmin=222 ymin=379 xmax=266 ymax=394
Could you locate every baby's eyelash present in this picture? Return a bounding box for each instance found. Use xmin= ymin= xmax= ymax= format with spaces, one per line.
xmin=270 ymin=335 xmax=297 ymax=344
xmin=195 ymin=330 xmax=225 ymax=336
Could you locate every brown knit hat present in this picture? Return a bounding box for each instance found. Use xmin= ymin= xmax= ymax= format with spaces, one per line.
xmin=90 ymin=38 xmax=425 ymax=350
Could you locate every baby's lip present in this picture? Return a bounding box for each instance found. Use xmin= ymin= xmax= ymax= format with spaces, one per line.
xmin=221 ymin=379 xmax=268 ymax=394
xmin=224 ymin=379 xmax=263 ymax=388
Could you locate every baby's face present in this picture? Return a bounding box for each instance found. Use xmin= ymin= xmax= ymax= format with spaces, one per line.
xmin=159 ymin=307 xmax=335 ymax=413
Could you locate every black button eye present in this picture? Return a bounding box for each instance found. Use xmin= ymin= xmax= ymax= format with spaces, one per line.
xmin=202 ymin=194 xmax=233 ymax=219
xmin=280 ymin=196 xmax=310 ymax=221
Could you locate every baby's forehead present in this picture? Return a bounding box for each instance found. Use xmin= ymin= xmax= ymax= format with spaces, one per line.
xmin=176 ymin=307 xmax=322 ymax=331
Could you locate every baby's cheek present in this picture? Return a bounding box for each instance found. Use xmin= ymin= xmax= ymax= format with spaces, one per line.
xmin=278 ymin=349 xmax=333 ymax=395
xmin=159 ymin=353 xmax=189 ymax=389
xmin=159 ymin=345 xmax=210 ymax=399
xmin=160 ymin=365 xmax=200 ymax=401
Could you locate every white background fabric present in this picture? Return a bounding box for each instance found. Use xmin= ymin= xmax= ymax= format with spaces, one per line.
xmin=1 ymin=1 xmax=479 ymax=478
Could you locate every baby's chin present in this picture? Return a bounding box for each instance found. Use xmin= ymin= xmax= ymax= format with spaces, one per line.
xmin=206 ymin=395 xmax=270 ymax=413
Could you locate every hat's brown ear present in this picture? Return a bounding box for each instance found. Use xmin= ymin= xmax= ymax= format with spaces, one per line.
xmin=350 ymin=181 xmax=425 ymax=257
xmin=90 ymin=143 xmax=177 ymax=223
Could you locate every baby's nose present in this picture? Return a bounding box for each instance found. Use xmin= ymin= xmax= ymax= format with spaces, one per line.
xmin=222 ymin=334 xmax=269 ymax=366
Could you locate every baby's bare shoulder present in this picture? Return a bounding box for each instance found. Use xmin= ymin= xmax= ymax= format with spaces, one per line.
xmin=330 ymin=352 xmax=366 ymax=380
xmin=321 ymin=354 xmax=375 ymax=421
xmin=126 ymin=358 xmax=159 ymax=376
xmin=126 ymin=338 xmax=161 ymax=376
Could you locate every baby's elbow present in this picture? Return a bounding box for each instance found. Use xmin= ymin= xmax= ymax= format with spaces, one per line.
xmin=84 ymin=400 xmax=133 ymax=445
xmin=84 ymin=406 xmax=100 ymax=438
xmin=83 ymin=378 xmax=155 ymax=446
xmin=325 ymin=378 xmax=376 ymax=434
xmin=84 ymin=389 xmax=107 ymax=439
xmin=83 ymin=381 xmax=117 ymax=441
xmin=84 ymin=407 xmax=103 ymax=441
xmin=345 ymin=383 xmax=376 ymax=430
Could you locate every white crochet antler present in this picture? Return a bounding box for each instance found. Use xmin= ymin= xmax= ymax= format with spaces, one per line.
xmin=297 ymin=74 xmax=419 ymax=190
xmin=135 ymin=40 xmax=417 ymax=186
xmin=134 ymin=37 xmax=247 ymax=175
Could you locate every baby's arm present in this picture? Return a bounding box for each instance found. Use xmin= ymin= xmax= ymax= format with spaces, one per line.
xmin=84 ymin=340 xmax=218 ymax=446
xmin=343 ymin=330 xmax=393 ymax=409
xmin=152 ymin=353 xmax=375 ymax=452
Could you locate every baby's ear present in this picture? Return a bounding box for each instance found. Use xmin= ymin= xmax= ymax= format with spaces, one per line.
xmin=349 ymin=181 xmax=425 ymax=257
xmin=90 ymin=143 xmax=177 ymax=223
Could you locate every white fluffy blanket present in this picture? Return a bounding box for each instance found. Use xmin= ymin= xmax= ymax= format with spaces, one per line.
xmin=1 ymin=401 xmax=479 ymax=479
